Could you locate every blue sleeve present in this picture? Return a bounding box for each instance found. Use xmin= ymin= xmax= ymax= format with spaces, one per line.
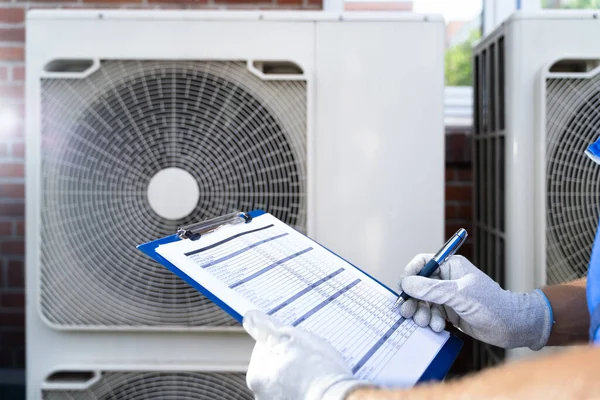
xmin=587 ymin=218 xmax=600 ymax=344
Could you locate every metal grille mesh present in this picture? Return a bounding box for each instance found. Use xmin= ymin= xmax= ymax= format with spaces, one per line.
xmin=42 ymin=372 xmax=252 ymax=400
xmin=546 ymin=74 xmax=600 ymax=285
xmin=472 ymin=36 xmax=506 ymax=372
xmin=39 ymin=60 xmax=307 ymax=328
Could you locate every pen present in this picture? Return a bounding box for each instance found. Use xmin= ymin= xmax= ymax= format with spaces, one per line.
xmin=393 ymin=228 xmax=468 ymax=309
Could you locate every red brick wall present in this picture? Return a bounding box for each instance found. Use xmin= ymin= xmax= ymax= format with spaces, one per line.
xmin=0 ymin=6 xmax=26 ymax=373
xmin=0 ymin=3 xmax=474 ymax=376
xmin=446 ymin=129 xmax=473 ymax=260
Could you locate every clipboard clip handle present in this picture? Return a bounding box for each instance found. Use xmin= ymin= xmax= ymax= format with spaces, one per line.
xmin=177 ymin=211 xmax=252 ymax=241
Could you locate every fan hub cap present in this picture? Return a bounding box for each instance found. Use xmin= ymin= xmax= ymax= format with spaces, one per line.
xmin=147 ymin=167 xmax=200 ymax=220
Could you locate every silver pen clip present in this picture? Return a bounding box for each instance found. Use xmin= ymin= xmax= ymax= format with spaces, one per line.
xmin=432 ymin=228 xmax=468 ymax=264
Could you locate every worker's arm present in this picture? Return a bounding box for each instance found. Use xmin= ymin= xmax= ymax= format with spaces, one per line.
xmin=542 ymin=278 xmax=589 ymax=346
xmin=347 ymin=344 xmax=600 ymax=400
xmin=242 ymin=310 xmax=600 ymax=400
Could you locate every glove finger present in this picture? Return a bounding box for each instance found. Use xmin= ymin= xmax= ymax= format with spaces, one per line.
xmin=430 ymin=305 xmax=446 ymax=333
xmin=403 ymin=253 xmax=435 ymax=276
xmin=246 ymin=375 xmax=263 ymax=397
xmin=398 ymin=254 xmax=441 ymax=293
xmin=444 ymin=307 xmax=461 ymax=327
xmin=412 ymin=301 xmax=431 ymax=327
xmin=246 ymin=342 xmax=270 ymax=395
xmin=401 ymin=276 xmax=460 ymax=308
xmin=457 ymin=319 xmax=476 ymax=338
xmin=436 ymin=255 xmax=475 ymax=281
xmin=243 ymin=310 xmax=288 ymax=345
xmin=277 ymin=327 xmax=351 ymax=374
xmin=399 ymin=298 xmax=418 ymax=319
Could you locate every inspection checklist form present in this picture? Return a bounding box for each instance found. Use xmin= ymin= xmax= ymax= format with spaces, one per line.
xmin=155 ymin=213 xmax=450 ymax=387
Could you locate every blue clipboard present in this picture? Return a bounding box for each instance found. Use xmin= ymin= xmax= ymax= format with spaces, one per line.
xmin=138 ymin=209 xmax=462 ymax=384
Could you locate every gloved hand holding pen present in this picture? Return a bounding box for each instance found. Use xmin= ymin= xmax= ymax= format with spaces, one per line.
xmin=398 ymin=253 xmax=554 ymax=350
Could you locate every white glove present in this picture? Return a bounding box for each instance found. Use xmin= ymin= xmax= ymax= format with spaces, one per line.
xmin=243 ymin=310 xmax=372 ymax=400
xmin=398 ymin=254 xmax=554 ymax=350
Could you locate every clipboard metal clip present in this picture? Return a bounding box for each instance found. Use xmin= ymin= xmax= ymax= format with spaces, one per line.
xmin=177 ymin=211 xmax=252 ymax=241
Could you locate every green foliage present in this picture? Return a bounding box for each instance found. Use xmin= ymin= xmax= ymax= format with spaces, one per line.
xmin=445 ymin=29 xmax=481 ymax=87
xmin=444 ymin=0 xmax=600 ymax=87
xmin=543 ymin=0 xmax=600 ymax=8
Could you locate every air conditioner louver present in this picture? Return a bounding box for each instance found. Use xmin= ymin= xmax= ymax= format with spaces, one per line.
xmin=39 ymin=60 xmax=307 ymax=328
xmin=42 ymin=372 xmax=253 ymax=400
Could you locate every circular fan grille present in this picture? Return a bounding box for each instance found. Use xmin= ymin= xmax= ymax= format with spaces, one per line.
xmin=42 ymin=372 xmax=252 ymax=400
xmin=546 ymin=75 xmax=600 ymax=285
xmin=40 ymin=60 xmax=307 ymax=327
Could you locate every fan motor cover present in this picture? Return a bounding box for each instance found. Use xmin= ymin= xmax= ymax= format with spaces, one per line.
xmin=39 ymin=60 xmax=307 ymax=328
xmin=546 ymin=74 xmax=600 ymax=285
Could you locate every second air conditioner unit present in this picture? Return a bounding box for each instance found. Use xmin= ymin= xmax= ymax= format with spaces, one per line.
xmin=473 ymin=10 xmax=600 ymax=367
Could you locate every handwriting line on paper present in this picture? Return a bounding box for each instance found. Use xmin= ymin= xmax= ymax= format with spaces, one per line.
xmin=192 ymin=233 xmax=290 ymax=269
xmin=291 ymin=279 xmax=361 ymax=327
xmin=229 ymin=248 xmax=314 ymax=289
xmin=267 ymin=268 xmax=345 ymax=315
xmin=352 ymin=317 xmax=405 ymax=373
xmin=184 ymin=224 xmax=275 ymax=256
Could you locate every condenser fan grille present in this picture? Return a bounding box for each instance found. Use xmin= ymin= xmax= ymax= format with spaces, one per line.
xmin=42 ymin=371 xmax=253 ymax=400
xmin=40 ymin=60 xmax=307 ymax=327
xmin=546 ymin=75 xmax=600 ymax=285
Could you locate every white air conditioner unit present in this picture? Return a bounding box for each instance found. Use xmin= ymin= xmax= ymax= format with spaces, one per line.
xmin=26 ymin=10 xmax=444 ymax=399
xmin=472 ymin=10 xmax=600 ymax=367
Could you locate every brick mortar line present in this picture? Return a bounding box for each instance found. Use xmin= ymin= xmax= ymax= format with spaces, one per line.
xmin=0 ymin=158 xmax=25 ymax=163
xmin=0 ymin=44 xmax=25 ymax=51
xmin=0 ymin=178 xmax=26 ymax=184
xmin=0 ymin=24 xmax=26 ymax=29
